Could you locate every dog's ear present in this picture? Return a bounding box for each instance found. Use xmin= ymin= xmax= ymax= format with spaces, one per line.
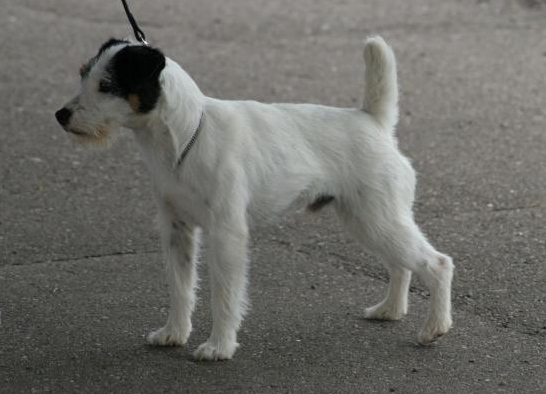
xmin=110 ymin=45 xmax=166 ymax=113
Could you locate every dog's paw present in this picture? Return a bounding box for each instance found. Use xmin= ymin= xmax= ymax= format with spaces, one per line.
xmin=364 ymin=301 xmax=407 ymax=321
xmin=417 ymin=317 xmax=452 ymax=345
xmin=147 ymin=326 xmax=189 ymax=347
xmin=193 ymin=340 xmax=238 ymax=361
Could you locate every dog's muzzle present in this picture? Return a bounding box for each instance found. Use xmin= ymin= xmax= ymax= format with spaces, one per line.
xmin=55 ymin=107 xmax=72 ymax=128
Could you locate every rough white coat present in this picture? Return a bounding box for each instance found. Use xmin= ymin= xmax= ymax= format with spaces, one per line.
xmin=58 ymin=36 xmax=453 ymax=361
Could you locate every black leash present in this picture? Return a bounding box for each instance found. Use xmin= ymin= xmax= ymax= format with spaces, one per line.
xmin=121 ymin=0 xmax=148 ymax=45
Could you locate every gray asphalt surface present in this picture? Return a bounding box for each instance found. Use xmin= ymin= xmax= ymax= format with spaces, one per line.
xmin=1 ymin=0 xmax=545 ymax=393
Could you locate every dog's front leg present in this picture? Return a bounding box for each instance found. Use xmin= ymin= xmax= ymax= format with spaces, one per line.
xmin=147 ymin=208 xmax=199 ymax=347
xmin=193 ymin=218 xmax=249 ymax=361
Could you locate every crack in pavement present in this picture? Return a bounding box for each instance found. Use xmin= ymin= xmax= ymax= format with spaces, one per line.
xmin=3 ymin=233 xmax=544 ymax=339
xmin=3 ymin=249 xmax=161 ymax=267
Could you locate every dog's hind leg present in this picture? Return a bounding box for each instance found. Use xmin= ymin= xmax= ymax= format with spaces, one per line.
xmin=193 ymin=210 xmax=250 ymax=361
xmin=364 ymin=265 xmax=411 ymax=320
xmin=338 ymin=204 xmax=453 ymax=344
xmin=147 ymin=207 xmax=199 ymax=347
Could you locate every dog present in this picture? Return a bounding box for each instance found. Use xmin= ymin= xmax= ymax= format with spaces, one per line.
xmin=55 ymin=36 xmax=453 ymax=361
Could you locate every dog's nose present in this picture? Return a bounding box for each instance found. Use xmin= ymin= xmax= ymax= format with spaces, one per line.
xmin=55 ymin=108 xmax=72 ymax=127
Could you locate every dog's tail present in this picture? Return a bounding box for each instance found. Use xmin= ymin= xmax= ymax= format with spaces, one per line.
xmin=362 ymin=36 xmax=398 ymax=130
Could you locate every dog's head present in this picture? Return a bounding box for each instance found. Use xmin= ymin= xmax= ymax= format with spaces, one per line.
xmin=55 ymin=38 xmax=166 ymax=146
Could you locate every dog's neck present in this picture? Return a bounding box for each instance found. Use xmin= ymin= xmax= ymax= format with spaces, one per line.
xmin=132 ymin=58 xmax=205 ymax=170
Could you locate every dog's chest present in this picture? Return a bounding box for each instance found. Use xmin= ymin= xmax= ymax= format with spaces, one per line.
xmin=139 ymin=150 xmax=208 ymax=226
xmin=156 ymin=174 xmax=207 ymax=226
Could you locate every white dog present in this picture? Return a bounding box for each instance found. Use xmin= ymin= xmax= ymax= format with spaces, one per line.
xmin=55 ymin=36 xmax=453 ymax=361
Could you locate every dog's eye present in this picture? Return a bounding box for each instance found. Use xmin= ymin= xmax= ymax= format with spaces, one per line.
xmin=98 ymin=80 xmax=113 ymax=93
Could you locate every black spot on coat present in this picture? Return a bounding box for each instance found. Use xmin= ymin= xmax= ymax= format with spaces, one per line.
xmin=308 ymin=194 xmax=335 ymax=212
xmin=107 ymin=45 xmax=166 ymax=113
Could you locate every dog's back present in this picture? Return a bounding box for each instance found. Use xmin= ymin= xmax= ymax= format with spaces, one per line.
xmin=197 ymin=37 xmax=401 ymax=218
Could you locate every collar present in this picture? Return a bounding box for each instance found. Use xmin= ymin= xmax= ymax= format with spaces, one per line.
xmin=175 ymin=111 xmax=204 ymax=168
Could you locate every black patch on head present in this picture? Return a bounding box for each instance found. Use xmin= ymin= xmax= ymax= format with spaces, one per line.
xmin=105 ymin=44 xmax=166 ymax=113
xmin=307 ymin=194 xmax=335 ymax=212
xmin=80 ymin=38 xmax=131 ymax=79
xmin=98 ymin=38 xmax=131 ymax=56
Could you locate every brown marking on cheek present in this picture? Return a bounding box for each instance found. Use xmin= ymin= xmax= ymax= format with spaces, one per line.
xmin=128 ymin=94 xmax=141 ymax=112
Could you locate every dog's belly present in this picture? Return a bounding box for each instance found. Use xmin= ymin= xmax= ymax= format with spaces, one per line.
xmin=245 ymin=163 xmax=333 ymax=220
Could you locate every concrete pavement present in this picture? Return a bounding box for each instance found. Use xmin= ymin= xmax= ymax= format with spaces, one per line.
xmin=1 ymin=0 xmax=545 ymax=392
